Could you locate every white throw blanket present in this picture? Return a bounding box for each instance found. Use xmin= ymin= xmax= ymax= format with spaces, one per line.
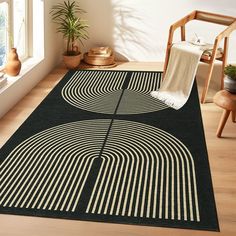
xmin=151 ymin=41 xmax=203 ymax=110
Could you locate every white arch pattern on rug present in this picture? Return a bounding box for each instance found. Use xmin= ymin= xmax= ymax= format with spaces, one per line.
xmin=0 ymin=119 xmax=199 ymax=221
xmin=86 ymin=120 xmax=200 ymax=222
xmin=61 ymin=71 xmax=169 ymax=114
xmin=0 ymin=120 xmax=110 ymax=212
xmin=61 ymin=70 xmax=127 ymax=114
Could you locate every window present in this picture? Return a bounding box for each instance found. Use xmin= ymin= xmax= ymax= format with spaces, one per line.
xmin=0 ymin=1 xmax=8 ymax=67
xmin=13 ymin=0 xmax=28 ymax=60
xmin=0 ymin=0 xmax=29 ymax=67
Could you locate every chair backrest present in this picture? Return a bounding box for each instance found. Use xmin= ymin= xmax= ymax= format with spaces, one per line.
xmin=195 ymin=11 xmax=236 ymax=26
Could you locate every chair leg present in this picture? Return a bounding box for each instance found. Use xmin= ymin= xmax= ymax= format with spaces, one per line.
xmin=232 ymin=111 xmax=236 ymax=123
xmin=216 ymin=109 xmax=230 ymax=137
xmin=201 ymin=41 xmax=219 ymax=104
xmin=221 ymin=37 xmax=229 ymax=90
xmin=201 ymin=61 xmax=215 ymax=104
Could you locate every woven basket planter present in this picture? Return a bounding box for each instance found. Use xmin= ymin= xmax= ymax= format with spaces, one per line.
xmin=84 ymin=53 xmax=115 ymax=66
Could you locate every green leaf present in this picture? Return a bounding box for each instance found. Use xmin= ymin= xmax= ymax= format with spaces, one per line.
xmin=224 ymin=64 xmax=236 ymax=80
xmin=50 ymin=0 xmax=89 ymax=53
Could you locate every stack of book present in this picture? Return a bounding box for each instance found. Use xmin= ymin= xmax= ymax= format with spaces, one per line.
xmin=0 ymin=72 xmax=7 ymax=89
xmin=84 ymin=47 xmax=115 ymax=66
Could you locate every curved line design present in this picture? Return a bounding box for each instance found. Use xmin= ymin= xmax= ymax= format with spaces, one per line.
xmin=0 ymin=118 xmax=199 ymax=222
xmin=127 ymin=71 xmax=162 ymax=93
xmin=61 ymin=71 xmax=168 ymax=114
xmin=117 ymin=89 xmax=168 ymax=114
xmin=0 ymin=120 xmax=110 ymax=212
xmin=61 ymin=70 xmax=127 ymax=114
xmin=86 ymin=120 xmax=200 ymax=222
xmin=117 ymin=72 xmax=168 ymax=114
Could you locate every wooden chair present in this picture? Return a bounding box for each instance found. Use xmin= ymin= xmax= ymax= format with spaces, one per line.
xmin=163 ymin=10 xmax=236 ymax=103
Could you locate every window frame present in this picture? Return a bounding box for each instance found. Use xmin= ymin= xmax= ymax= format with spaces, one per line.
xmin=0 ymin=0 xmax=9 ymax=67
xmin=0 ymin=0 xmax=29 ymax=64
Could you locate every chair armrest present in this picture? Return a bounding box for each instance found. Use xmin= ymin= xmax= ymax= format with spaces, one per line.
xmin=216 ymin=21 xmax=236 ymax=41
xmin=170 ymin=11 xmax=197 ymax=32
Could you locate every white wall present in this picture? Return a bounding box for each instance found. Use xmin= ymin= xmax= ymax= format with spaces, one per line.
xmin=0 ymin=0 xmax=63 ymax=118
xmin=79 ymin=0 xmax=236 ymax=62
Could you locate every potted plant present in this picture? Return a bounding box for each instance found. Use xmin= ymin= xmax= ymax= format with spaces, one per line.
xmin=224 ymin=64 xmax=236 ymax=93
xmin=50 ymin=0 xmax=89 ymax=69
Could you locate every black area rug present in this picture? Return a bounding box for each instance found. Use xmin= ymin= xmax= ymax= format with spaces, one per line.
xmin=0 ymin=70 xmax=219 ymax=231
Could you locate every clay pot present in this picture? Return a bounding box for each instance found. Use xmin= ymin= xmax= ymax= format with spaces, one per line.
xmin=63 ymin=52 xmax=81 ymax=69
xmin=224 ymin=75 xmax=236 ymax=94
xmin=5 ymin=48 xmax=21 ymax=76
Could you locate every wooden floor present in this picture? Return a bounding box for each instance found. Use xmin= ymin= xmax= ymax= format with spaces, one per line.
xmin=0 ymin=62 xmax=235 ymax=236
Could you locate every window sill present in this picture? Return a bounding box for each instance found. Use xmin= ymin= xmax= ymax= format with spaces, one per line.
xmin=0 ymin=56 xmax=44 ymax=94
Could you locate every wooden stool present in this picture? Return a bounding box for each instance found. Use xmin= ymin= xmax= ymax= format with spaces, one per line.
xmin=213 ymin=90 xmax=236 ymax=137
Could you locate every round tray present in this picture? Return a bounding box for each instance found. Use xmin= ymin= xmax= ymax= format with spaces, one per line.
xmin=83 ymin=53 xmax=115 ymax=66
xmin=81 ymin=60 xmax=117 ymax=69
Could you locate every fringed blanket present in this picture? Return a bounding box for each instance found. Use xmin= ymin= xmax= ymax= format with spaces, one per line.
xmin=151 ymin=41 xmax=203 ymax=109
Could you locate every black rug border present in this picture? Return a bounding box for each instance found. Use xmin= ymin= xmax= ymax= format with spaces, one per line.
xmin=0 ymin=206 xmax=219 ymax=232
xmin=0 ymin=69 xmax=220 ymax=232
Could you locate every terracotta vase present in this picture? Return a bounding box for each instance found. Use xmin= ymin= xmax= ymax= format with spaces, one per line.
xmin=5 ymin=48 xmax=21 ymax=76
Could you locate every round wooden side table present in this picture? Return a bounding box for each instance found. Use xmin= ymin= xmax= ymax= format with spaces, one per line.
xmin=213 ymin=90 xmax=236 ymax=137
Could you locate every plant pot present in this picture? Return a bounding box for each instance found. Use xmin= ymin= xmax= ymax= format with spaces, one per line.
xmin=5 ymin=48 xmax=21 ymax=76
xmin=224 ymin=75 xmax=236 ymax=94
xmin=63 ymin=52 xmax=81 ymax=69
